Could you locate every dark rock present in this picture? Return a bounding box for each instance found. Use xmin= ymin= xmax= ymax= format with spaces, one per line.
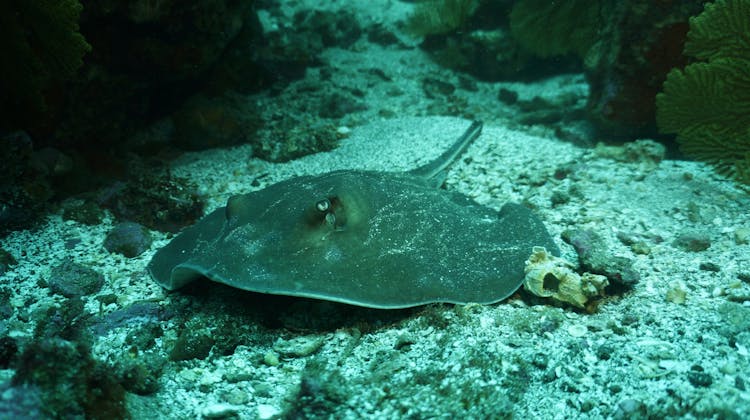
xmin=498 ymin=88 xmax=519 ymax=105
xmin=104 ymin=222 xmax=152 ymax=258
xmin=687 ymin=365 xmax=712 ymax=387
xmin=422 ymin=77 xmax=456 ymax=98
xmin=550 ymin=190 xmax=570 ymax=206
xmin=169 ymin=330 xmax=215 ymax=361
xmin=0 ymin=249 xmax=17 ymax=275
xmin=0 ymin=336 xmax=18 ymax=368
xmin=98 ymin=173 xmax=204 ymax=233
xmin=596 ymin=344 xmax=614 ymax=361
xmin=125 ymin=323 xmax=163 ymax=352
xmin=699 ymin=262 xmax=720 ymax=272
xmin=367 ymin=24 xmax=402 ymax=46
xmin=117 ymin=355 xmax=164 ymax=395
xmin=255 ymin=119 xmax=340 ymax=162
xmin=561 ymin=229 xmax=640 ymax=287
xmin=90 ymin=301 xmax=174 ymax=336
xmin=457 ymin=75 xmax=478 ymax=91
xmin=281 ymin=359 xmax=346 ymax=419
xmin=33 ymin=299 xmax=87 ymax=342
xmin=0 ymin=131 xmax=51 ymax=236
xmin=672 ymin=231 xmax=711 ymax=252
xmin=0 ymin=288 xmax=13 ymax=319
xmin=47 ymin=261 xmax=104 ymax=298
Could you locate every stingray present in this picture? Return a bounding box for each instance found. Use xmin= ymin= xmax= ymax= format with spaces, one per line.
xmin=148 ymin=120 xmax=559 ymax=308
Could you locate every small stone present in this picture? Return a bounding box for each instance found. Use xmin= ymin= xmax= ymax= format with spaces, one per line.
xmin=630 ymin=241 xmax=651 ymax=255
xmin=257 ymin=404 xmax=280 ymax=420
xmin=567 ymin=324 xmax=587 ymax=337
xmin=201 ymin=403 xmax=239 ymax=419
xmin=561 ymin=229 xmax=640 ymax=287
xmin=734 ymin=227 xmax=750 ymax=245
xmin=497 ymin=88 xmax=519 ymax=105
xmin=672 ymin=231 xmax=711 ymax=252
xmin=421 ymin=77 xmax=455 ymax=98
xmin=222 ymin=388 xmax=249 ymax=405
xmin=103 ymin=222 xmax=153 ymax=258
xmin=273 ymin=335 xmax=324 ymax=358
xmin=736 ymin=376 xmax=746 ymax=391
xmin=550 ymin=190 xmax=570 ymax=206
xmin=263 ymin=351 xmax=280 ymax=366
xmin=699 ymin=262 xmax=720 ymax=272
xmin=0 ymin=248 xmax=17 ymax=275
xmin=596 ymin=344 xmax=614 ymax=360
xmin=665 ymin=282 xmax=687 ymax=305
xmin=48 ymin=261 xmax=104 ymax=297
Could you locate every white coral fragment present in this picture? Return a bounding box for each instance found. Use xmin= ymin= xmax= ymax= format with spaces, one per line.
xmin=523 ymin=246 xmax=608 ymax=308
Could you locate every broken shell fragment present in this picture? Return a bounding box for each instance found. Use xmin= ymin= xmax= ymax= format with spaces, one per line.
xmin=523 ymin=247 xmax=609 ymax=308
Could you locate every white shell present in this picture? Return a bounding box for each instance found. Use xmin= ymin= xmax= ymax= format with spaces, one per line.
xmin=523 ymin=247 xmax=608 ymax=308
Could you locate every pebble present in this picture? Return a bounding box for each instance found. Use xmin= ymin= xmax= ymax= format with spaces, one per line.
xmin=665 ymin=281 xmax=687 ymax=304
xmin=561 ymin=229 xmax=640 ymax=286
xmin=687 ymin=366 xmax=713 ymax=387
xmin=257 ymin=404 xmax=280 ymax=419
xmin=201 ymin=403 xmax=239 ymax=419
xmin=48 ymin=261 xmax=104 ymax=297
xmin=567 ymin=324 xmax=588 ymax=338
xmin=273 ymin=335 xmax=324 ymax=357
xmin=0 ymin=248 xmax=17 ymax=275
xmin=672 ymin=231 xmax=711 ymax=252
xmin=103 ymin=222 xmax=152 ymax=258
xmin=734 ymin=227 xmax=750 ymax=245
xmin=222 ymin=388 xmax=249 ymax=405
xmin=263 ymin=350 xmax=280 ymax=366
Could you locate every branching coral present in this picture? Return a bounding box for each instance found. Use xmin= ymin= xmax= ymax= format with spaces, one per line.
xmin=656 ymin=0 xmax=750 ymax=184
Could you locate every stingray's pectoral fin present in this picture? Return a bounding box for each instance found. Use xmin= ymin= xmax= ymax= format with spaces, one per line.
xmin=498 ymin=203 xmax=560 ymax=256
xmin=147 ymin=207 xmax=227 ymax=290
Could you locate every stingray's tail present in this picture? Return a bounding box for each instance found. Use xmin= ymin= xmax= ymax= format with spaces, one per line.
xmin=408 ymin=120 xmax=483 ymax=182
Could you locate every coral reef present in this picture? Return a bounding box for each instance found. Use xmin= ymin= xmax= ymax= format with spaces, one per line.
xmin=407 ymin=0 xmax=480 ymax=36
xmin=656 ymin=0 xmax=750 ymax=184
xmin=97 ymin=171 xmax=204 ymax=233
xmin=509 ymin=0 xmax=601 ymax=59
xmin=10 ymin=300 xmax=129 ymax=418
xmin=0 ymin=0 xmax=90 ymax=129
xmin=582 ymin=0 xmax=705 ymax=136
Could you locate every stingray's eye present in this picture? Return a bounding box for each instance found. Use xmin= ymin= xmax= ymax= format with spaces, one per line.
xmin=316 ymin=199 xmax=330 ymax=212
xmin=325 ymin=212 xmax=336 ymax=226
